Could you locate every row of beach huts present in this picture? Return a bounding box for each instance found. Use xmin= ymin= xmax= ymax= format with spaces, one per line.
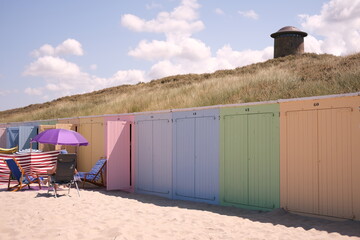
xmin=0 ymin=92 xmax=359 ymax=220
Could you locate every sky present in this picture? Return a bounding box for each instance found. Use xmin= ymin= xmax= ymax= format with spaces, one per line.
xmin=0 ymin=0 xmax=359 ymax=111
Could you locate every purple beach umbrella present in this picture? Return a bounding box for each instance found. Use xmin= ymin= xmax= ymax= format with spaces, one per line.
xmin=31 ymin=128 xmax=89 ymax=146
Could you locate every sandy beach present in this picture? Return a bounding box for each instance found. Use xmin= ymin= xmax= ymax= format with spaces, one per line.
xmin=0 ymin=185 xmax=359 ymax=240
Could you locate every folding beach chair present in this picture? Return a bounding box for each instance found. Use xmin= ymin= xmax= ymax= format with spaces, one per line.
xmin=4 ymin=158 xmax=42 ymax=192
xmin=47 ymin=154 xmax=80 ymax=198
xmin=76 ymin=158 xmax=107 ymax=188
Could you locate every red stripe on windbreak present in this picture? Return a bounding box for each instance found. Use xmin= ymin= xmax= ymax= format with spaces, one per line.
xmin=0 ymin=151 xmax=60 ymax=182
xmin=30 ymin=153 xmax=59 ymax=158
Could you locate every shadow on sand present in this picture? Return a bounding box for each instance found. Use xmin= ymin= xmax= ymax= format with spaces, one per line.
xmin=0 ymin=183 xmax=78 ymax=198
xmin=2 ymin=183 xmax=358 ymax=237
xmin=89 ymin=188 xmax=360 ymax=238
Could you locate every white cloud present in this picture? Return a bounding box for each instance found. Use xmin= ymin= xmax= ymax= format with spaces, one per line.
xmin=179 ymin=38 xmax=211 ymax=60
xmin=304 ymin=35 xmax=324 ymax=54
xmin=90 ymin=64 xmax=97 ymax=70
xmin=24 ymin=56 xmax=94 ymax=96
xmin=123 ymin=0 xmax=212 ymax=71
xmin=128 ymin=40 xmax=182 ymax=60
xmin=23 ymin=54 xmax=145 ymax=98
xmin=24 ymin=87 xmax=43 ymax=96
xmin=146 ymin=45 xmax=273 ymax=80
xmin=216 ymin=45 xmax=273 ymax=69
xmin=215 ymin=8 xmax=224 ymax=15
xmin=24 ymin=56 xmax=86 ymax=80
xmin=238 ymin=10 xmax=259 ymax=20
xmin=0 ymin=89 xmax=18 ymax=96
xmin=55 ymin=39 xmax=84 ymax=56
xmin=23 ymin=0 xmax=274 ymax=103
xmin=121 ymin=0 xmax=204 ymax=38
xmin=31 ymin=44 xmax=55 ymax=57
xmin=300 ymin=0 xmax=360 ymax=55
xmin=120 ymin=14 xmax=145 ymax=32
xmin=31 ymin=39 xmax=84 ymax=58
xmin=46 ymin=83 xmax=62 ymax=91
xmin=128 ymin=38 xmax=211 ymax=61
xmin=148 ymin=60 xmax=183 ymax=80
xmin=146 ymin=2 xmax=162 ymax=10
xmin=109 ymin=70 xmax=146 ymax=85
xmin=123 ymin=0 xmax=271 ymax=80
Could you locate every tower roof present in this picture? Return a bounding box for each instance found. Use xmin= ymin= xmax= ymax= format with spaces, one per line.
xmin=270 ymin=26 xmax=308 ymax=38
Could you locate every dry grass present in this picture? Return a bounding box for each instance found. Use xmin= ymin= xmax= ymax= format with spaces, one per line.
xmin=1 ymin=53 xmax=359 ymax=123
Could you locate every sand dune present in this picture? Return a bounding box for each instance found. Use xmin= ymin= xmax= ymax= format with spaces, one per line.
xmin=0 ymin=185 xmax=359 ymax=240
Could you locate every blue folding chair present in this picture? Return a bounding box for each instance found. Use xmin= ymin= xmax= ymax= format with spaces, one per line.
xmin=76 ymin=158 xmax=107 ymax=188
xmin=4 ymin=158 xmax=42 ymax=192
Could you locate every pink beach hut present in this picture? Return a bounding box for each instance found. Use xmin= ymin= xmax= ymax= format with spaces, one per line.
xmin=105 ymin=114 xmax=135 ymax=192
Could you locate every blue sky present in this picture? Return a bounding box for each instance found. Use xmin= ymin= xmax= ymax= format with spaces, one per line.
xmin=0 ymin=0 xmax=359 ymax=111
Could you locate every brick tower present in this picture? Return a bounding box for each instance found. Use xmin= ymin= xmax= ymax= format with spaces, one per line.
xmin=271 ymin=26 xmax=308 ymax=58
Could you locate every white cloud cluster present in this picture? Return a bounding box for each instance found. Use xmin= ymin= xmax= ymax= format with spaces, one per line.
xmin=24 ymin=42 xmax=145 ymax=98
xmin=128 ymin=38 xmax=211 ymax=61
xmin=146 ymin=45 xmax=273 ymax=80
xmin=216 ymin=45 xmax=273 ymax=69
xmin=108 ymin=70 xmax=146 ymax=85
xmin=146 ymin=2 xmax=162 ymax=10
xmin=300 ymin=0 xmax=360 ymax=55
xmin=121 ymin=0 xmax=204 ymax=39
xmin=23 ymin=0 xmax=274 ymax=102
xmin=24 ymin=56 xmax=85 ymax=79
xmin=123 ymin=0 xmax=271 ymax=80
xmin=24 ymin=87 xmax=42 ymax=96
xmin=238 ymin=10 xmax=259 ymax=20
xmin=31 ymin=39 xmax=84 ymax=58
xmin=18 ymin=0 xmax=360 ymax=109
xmin=215 ymin=8 xmax=224 ymax=15
xmin=90 ymin=64 xmax=98 ymax=70
xmin=22 ymin=0 xmax=276 ymax=102
xmin=0 ymin=89 xmax=18 ymax=97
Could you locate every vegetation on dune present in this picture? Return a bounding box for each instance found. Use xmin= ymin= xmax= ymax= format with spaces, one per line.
xmin=1 ymin=53 xmax=360 ymax=123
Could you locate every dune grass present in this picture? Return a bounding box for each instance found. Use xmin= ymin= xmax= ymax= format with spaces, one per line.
xmin=1 ymin=53 xmax=359 ymax=123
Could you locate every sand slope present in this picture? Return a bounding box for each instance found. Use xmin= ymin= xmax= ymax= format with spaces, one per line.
xmin=0 ymin=187 xmax=359 ymax=240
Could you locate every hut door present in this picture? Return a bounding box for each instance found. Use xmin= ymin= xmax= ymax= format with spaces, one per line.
xmin=137 ymin=118 xmax=172 ymax=196
xmin=318 ymin=108 xmax=352 ymax=218
xmin=194 ymin=116 xmax=219 ymax=201
xmin=0 ymin=128 xmax=6 ymax=148
xmin=286 ymin=110 xmax=319 ymax=214
xmin=38 ymin=125 xmax=56 ymax=151
xmin=56 ymin=124 xmax=76 ymax=153
xmin=152 ymin=119 xmax=171 ymax=194
xmin=223 ymin=115 xmax=249 ymax=205
xmin=175 ymin=118 xmax=195 ymax=198
xmin=223 ymin=112 xmax=279 ymax=209
xmin=6 ymin=127 xmax=19 ymax=148
xmin=78 ymin=124 xmax=92 ymax=171
xmin=137 ymin=120 xmax=154 ymax=192
xmin=91 ymin=122 xmax=105 ymax=167
xmin=106 ymin=121 xmax=131 ymax=191
xmin=286 ymin=108 xmax=353 ymax=218
xmin=19 ymin=126 xmax=38 ymax=150
xmin=248 ymin=113 xmax=277 ymax=209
